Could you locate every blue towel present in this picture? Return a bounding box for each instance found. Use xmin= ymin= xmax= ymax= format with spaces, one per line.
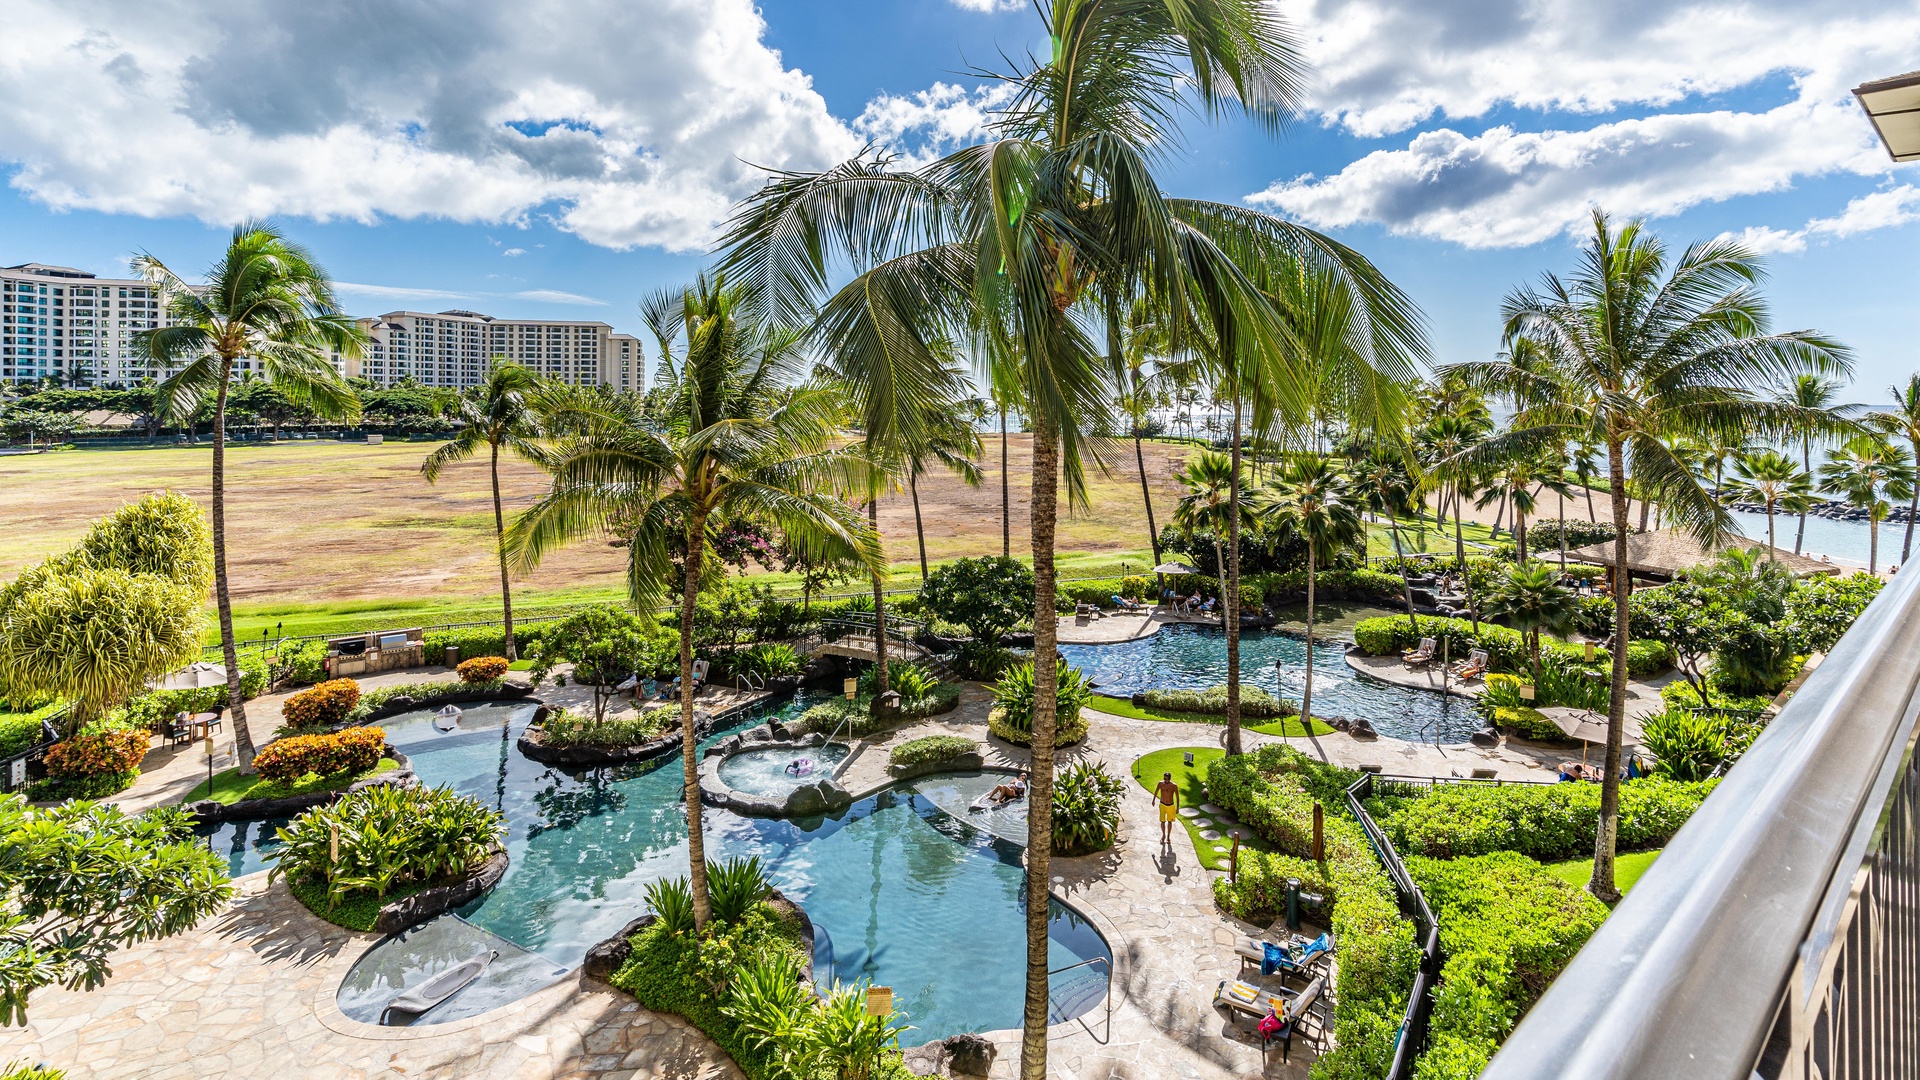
xmin=1262 ymin=942 xmax=1287 ymax=975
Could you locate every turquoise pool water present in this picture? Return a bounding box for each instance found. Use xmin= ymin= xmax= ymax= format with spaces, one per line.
xmin=717 ymin=743 xmax=851 ymax=796
xmin=1059 ymin=623 xmax=1478 ymax=742
xmin=202 ymin=693 xmax=1111 ymax=1038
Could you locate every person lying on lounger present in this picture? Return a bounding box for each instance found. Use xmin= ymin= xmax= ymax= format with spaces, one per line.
xmin=974 ymin=771 xmax=1028 ymax=809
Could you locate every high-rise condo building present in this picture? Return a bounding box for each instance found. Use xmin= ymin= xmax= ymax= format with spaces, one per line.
xmin=344 ymin=310 xmax=647 ymax=392
xmin=1 ymin=264 xmax=175 ymax=385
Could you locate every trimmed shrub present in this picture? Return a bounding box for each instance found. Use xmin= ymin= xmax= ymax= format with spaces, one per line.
xmin=889 ymin=735 xmax=975 ymax=767
xmin=252 ymin=726 xmax=385 ymax=784
xmin=423 ymin=622 xmax=555 ymax=663
xmin=1410 ymin=853 xmax=1609 ymax=1080
xmin=281 ymin=678 xmax=362 ymax=728
xmin=536 ymin=707 xmax=663 ymax=748
xmin=276 ymin=639 xmax=329 ymax=686
xmin=1370 ymin=777 xmax=1715 ymax=862
xmin=1249 ymin=567 xmax=1407 ymax=606
xmin=44 ymin=729 xmax=149 ymax=779
xmin=1142 ymin=684 xmax=1296 ymax=719
xmin=456 ymin=656 xmax=509 ymax=684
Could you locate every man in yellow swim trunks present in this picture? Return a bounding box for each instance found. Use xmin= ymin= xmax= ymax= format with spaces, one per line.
xmin=1154 ymin=772 xmax=1180 ymax=847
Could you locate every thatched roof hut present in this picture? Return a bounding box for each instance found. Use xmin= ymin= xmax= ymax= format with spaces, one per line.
xmin=1562 ymin=527 xmax=1839 ymax=581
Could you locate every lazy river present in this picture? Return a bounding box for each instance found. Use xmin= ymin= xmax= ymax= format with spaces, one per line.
xmin=198 ymin=693 xmax=1111 ymax=1039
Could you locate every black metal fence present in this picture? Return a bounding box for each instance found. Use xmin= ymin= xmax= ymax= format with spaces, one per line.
xmin=1346 ymin=771 xmax=1444 ymax=1080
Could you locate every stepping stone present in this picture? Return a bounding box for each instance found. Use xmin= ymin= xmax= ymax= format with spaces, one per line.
xmin=1199 ymin=829 xmax=1223 ymax=840
xmin=1201 ymin=803 xmax=1224 ymax=815
xmin=1179 ymin=807 xmax=1203 ymax=818
xmin=1228 ymin=827 xmax=1255 ymax=840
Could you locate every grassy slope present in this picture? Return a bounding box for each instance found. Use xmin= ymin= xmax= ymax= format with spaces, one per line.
xmin=183 ymin=756 xmax=399 ymax=805
xmin=1128 ymin=745 xmax=1276 ymax=872
xmin=1545 ymin=848 xmax=1661 ymax=898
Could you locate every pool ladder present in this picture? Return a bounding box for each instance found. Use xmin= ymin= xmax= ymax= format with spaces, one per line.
xmin=1048 ymin=955 xmax=1113 ymax=1044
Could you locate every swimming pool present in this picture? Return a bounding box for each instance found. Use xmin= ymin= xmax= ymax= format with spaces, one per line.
xmin=201 ymin=692 xmax=1111 ymax=1039
xmin=1059 ymin=622 xmax=1479 ymax=742
xmin=717 ymin=742 xmax=852 ymax=797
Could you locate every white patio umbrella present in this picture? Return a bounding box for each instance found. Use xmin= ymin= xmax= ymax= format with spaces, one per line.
xmin=155 ymin=661 xmax=229 ymax=691
xmin=1539 ymin=707 xmax=1641 ymax=748
xmin=1151 ymin=562 xmax=1201 ymax=576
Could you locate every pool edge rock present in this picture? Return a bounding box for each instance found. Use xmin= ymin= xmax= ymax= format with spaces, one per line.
xmin=699 ymin=728 xmax=853 ymax=818
xmin=582 ymin=887 xmax=816 ymax=983
xmin=371 ymin=842 xmax=511 ymax=936
xmin=186 ymin=747 xmax=416 ymax=824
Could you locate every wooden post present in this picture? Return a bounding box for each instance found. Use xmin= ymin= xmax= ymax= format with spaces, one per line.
xmin=1312 ymin=803 xmax=1325 ymax=863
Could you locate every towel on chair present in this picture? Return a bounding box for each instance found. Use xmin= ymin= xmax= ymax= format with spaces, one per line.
xmin=1262 ymin=942 xmax=1287 ymax=975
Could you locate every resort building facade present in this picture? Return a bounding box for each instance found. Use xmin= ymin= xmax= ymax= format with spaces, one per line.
xmin=344 ymin=310 xmax=647 ymax=392
xmin=1 ymin=263 xmax=174 ymax=386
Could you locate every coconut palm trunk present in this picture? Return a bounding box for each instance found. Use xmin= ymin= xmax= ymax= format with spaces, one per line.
xmin=1797 ymin=435 xmax=1811 ymax=555
xmin=1223 ymin=393 xmax=1244 ymax=755
xmin=1021 ymin=415 xmax=1062 ymax=1080
xmin=1390 ymin=509 xmax=1418 ymax=634
xmin=1302 ymin=544 xmax=1315 ymax=725
xmin=910 ymin=471 xmax=930 ymax=582
xmin=1592 ymin=439 xmax=1633 ymax=902
xmin=868 ymin=501 xmax=890 ymax=695
xmin=490 ymin=441 xmax=517 ymax=660
xmin=1001 ymin=408 xmax=1011 ymax=559
xmin=208 ymin=364 xmax=256 ymax=770
xmin=1136 ymin=429 xmax=1162 ymax=566
xmin=680 ymin=508 xmax=713 ymax=928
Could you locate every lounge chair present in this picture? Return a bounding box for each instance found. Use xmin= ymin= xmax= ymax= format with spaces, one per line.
xmin=1450 ymin=649 xmax=1490 ymax=680
xmin=1402 ymin=637 xmax=1437 ymax=668
xmin=1213 ymin=975 xmax=1329 ymax=1063
xmin=1113 ymin=594 xmax=1147 ymax=613
xmin=1233 ymin=933 xmax=1333 ymax=985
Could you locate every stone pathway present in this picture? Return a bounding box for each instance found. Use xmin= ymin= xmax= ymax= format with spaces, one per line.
xmin=1 ymin=873 xmax=743 ymax=1080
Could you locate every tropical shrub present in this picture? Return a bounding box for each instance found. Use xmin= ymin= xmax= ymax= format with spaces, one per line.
xmin=920 ymin=556 xmax=1035 ymax=643
xmin=529 ymin=605 xmax=662 ymax=722
xmin=1352 ymin=614 xmax=1668 ymax=677
xmin=1639 ymin=709 xmax=1729 ymax=781
xmin=281 ymin=678 xmax=362 ymax=728
xmin=269 ymin=784 xmax=503 ymax=913
xmin=857 ymin=661 xmax=941 ymax=702
xmin=1527 ymin=519 xmax=1622 ymax=550
xmin=1409 ymin=853 xmax=1610 ymax=1080
xmin=252 ymin=726 xmax=386 ymax=783
xmin=955 ymin=640 xmax=1014 ymax=680
xmin=424 ymin=622 xmax=554 ymax=663
xmin=989 ymin=660 xmax=1091 ymax=747
xmin=115 ymin=653 xmax=271 ymax=734
xmin=276 ymin=639 xmax=330 ymax=685
xmin=792 ymin=685 xmax=962 ymax=738
xmin=732 ymin=642 xmax=803 ymax=681
xmin=354 ymin=679 xmax=500 ymax=717
xmin=1250 ymin=567 xmax=1406 ymax=606
xmin=0 ymin=1064 xmax=64 ymax=1080
xmin=645 ymin=875 xmax=696 ymax=935
xmin=707 ymin=856 xmax=773 ymax=925
xmin=535 ymin=706 xmax=662 ymax=748
xmin=1370 ymin=777 xmax=1716 ymax=862
xmin=1141 ymin=684 xmax=1296 ymax=719
xmin=456 ymin=656 xmax=509 ymax=684
xmin=1782 ymin=571 xmax=1883 ymax=654
xmin=0 ymin=798 xmax=231 ymax=1025
xmin=43 ymin=728 xmax=149 ymax=780
xmin=1052 ymin=761 xmax=1125 ymax=855
xmin=889 ymin=735 xmax=975 ymax=767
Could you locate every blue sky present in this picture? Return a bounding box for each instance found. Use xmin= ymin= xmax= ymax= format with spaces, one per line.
xmin=2 ymin=0 xmax=1916 ymax=397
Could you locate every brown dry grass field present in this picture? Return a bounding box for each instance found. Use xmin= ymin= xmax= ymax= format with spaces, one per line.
xmin=0 ymin=436 xmax=1197 ymax=634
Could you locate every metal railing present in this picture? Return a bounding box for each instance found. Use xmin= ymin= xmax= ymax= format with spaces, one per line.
xmin=1047 ymin=955 xmax=1113 ymax=1044
xmin=1347 ymin=772 xmax=1443 ymax=1080
xmin=1482 ymin=562 xmax=1920 ymax=1079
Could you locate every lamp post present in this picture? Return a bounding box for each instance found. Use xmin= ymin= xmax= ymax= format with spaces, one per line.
xmin=1854 ymin=71 xmax=1920 ymax=162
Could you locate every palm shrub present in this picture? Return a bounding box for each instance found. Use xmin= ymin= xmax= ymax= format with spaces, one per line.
xmin=645 ymin=876 xmax=696 ymax=935
xmin=1051 ymin=762 xmax=1125 ymax=855
xmin=889 ymin=735 xmax=975 ymax=768
xmin=990 ymin=661 xmax=1091 ymax=747
xmin=268 ymin=785 xmax=503 ymax=913
xmin=733 ymin=643 xmax=803 ymax=681
xmin=707 ymin=857 xmax=773 ymax=925
xmin=857 ymin=662 xmax=939 ymax=702
xmin=1640 ymin=710 xmax=1728 ymax=781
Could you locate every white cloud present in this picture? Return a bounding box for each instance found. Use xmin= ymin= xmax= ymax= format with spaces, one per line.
xmin=1246 ymin=0 xmax=1920 ymax=248
xmin=336 ymin=282 xmax=475 ymax=302
xmin=1255 ymin=96 xmax=1888 ymax=247
xmin=501 ymin=248 xmax=527 ymax=257
xmin=513 ymin=289 xmax=607 ymax=306
xmin=945 ymin=0 xmax=1023 ymax=11
xmin=852 ymin=82 xmax=1017 ymax=165
xmin=0 ymin=0 xmax=864 ymax=252
xmin=1717 ymin=185 xmax=1920 ymax=254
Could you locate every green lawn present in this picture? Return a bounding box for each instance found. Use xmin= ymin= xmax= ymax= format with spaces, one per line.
xmin=1089 ymin=694 xmax=1332 ymax=737
xmin=1368 ymin=515 xmax=1502 ymax=558
xmin=183 ymin=757 xmax=399 ymax=805
xmin=1129 ymin=746 xmax=1275 ymax=871
xmin=1546 ymin=848 xmax=1661 ymax=899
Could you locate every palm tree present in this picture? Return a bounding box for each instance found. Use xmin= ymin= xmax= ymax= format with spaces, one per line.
xmin=713 ymin=5 xmax=1425 ymax=1072
xmin=1484 ymin=562 xmax=1580 ymax=680
xmin=1118 ymin=298 xmax=1171 ymax=565
xmin=1819 ymin=434 xmax=1916 ymax=573
xmin=1474 ymin=449 xmax=1570 ymax=563
xmin=904 ymin=404 xmax=984 ymax=581
xmin=1725 ymin=449 xmax=1810 ymax=561
xmin=137 ymin=223 xmax=365 ymax=773
xmin=1421 ymin=413 xmax=1486 ymax=629
xmin=1775 ymin=374 xmax=1858 ymax=554
xmin=420 ymin=361 xmax=548 ymax=660
xmin=1172 ymin=450 xmax=1257 ymax=634
xmin=1449 ymin=211 xmax=1850 ymax=901
xmin=506 ymin=278 xmax=881 ymax=929
xmin=1868 ymin=376 xmax=1920 ymax=564
xmin=1264 ymin=455 xmax=1361 ymax=726
xmin=1350 ymin=443 xmax=1424 ymax=633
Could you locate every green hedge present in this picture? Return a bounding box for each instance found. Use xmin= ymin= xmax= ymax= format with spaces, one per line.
xmin=1353 ymin=615 xmax=1671 ymax=678
xmin=1248 ymin=567 xmax=1408 ymax=606
xmin=1409 ymin=853 xmax=1609 ymax=1080
xmin=1206 ymin=745 xmax=1419 ymax=1080
xmin=889 ymin=735 xmax=976 ymax=767
xmin=1368 ymin=777 xmax=1716 ymax=862
xmin=1141 ymin=684 xmax=1296 ymax=719
xmin=422 ymin=622 xmax=556 ymax=663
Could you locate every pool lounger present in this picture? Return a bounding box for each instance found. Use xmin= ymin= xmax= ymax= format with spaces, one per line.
xmin=381 ymin=950 xmax=497 ymax=1024
xmin=1233 ymin=933 xmax=1332 ymax=982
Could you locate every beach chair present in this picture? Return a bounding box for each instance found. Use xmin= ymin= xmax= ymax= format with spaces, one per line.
xmin=1450 ymin=649 xmax=1490 ymax=680
xmin=1234 ymin=933 xmax=1333 ymax=986
xmin=1213 ymin=975 xmax=1329 ymax=1063
xmin=1402 ymin=637 xmax=1437 ymax=668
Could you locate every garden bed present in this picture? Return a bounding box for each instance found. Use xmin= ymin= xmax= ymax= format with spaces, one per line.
xmin=515 ymin=704 xmax=678 ymax=767
xmin=357 ymin=679 xmax=535 ymax=723
xmin=186 ymin=747 xmax=415 ymax=824
xmin=1087 ymin=693 xmax=1332 ymax=737
xmin=287 ymin=842 xmax=508 ymax=934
